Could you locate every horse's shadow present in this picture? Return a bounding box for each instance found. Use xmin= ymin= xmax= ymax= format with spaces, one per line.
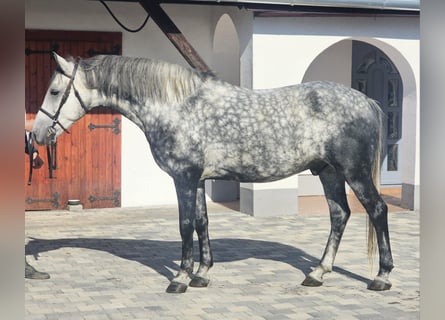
xmin=26 ymin=237 xmax=371 ymax=286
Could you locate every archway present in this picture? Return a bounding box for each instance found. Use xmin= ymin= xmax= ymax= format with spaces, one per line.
xmin=206 ymin=13 xmax=241 ymax=202
xmin=212 ymin=13 xmax=240 ymax=85
xmin=302 ymin=38 xmax=418 ymax=209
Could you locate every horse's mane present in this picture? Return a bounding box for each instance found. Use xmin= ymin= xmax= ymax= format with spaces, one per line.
xmin=78 ymin=55 xmax=213 ymax=106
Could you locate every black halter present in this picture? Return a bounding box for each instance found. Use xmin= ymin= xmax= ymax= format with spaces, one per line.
xmin=39 ymin=60 xmax=89 ymax=139
xmin=37 ymin=59 xmax=89 ymax=181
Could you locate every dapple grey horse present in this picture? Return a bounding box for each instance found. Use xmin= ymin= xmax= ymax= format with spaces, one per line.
xmin=32 ymin=53 xmax=393 ymax=293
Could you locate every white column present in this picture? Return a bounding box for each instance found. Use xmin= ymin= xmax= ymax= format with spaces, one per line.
xmin=240 ymin=176 xmax=298 ymax=217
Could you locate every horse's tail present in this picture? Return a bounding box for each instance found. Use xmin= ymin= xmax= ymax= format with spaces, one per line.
xmin=367 ymin=98 xmax=384 ymax=265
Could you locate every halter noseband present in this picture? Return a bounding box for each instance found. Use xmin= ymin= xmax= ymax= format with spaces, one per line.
xmin=40 ymin=60 xmax=89 ymax=138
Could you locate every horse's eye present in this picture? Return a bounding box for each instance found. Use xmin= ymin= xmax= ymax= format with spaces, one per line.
xmin=50 ymin=89 xmax=59 ymax=96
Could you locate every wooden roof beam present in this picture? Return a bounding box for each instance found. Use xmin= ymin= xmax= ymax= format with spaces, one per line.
xmin=138 ymin=0 xmax=210 ymax=72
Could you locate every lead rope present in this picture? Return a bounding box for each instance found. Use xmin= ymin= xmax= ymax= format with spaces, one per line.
xmin=46 ymin=142 xmax=57 ymax=179
xmin=26 ymin=133 xmax=34 ymax=185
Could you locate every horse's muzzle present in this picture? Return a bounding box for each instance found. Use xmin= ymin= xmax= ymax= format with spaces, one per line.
xmin=32 ymin=127 xmax=55 ymax=146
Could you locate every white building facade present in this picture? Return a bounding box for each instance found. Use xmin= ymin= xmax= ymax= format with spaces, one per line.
xmin=25 ymin=0 xmax=419 ymax=213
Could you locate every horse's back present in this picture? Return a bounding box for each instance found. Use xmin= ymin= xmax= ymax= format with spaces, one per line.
xmin=197 ymin=80 xmax=380 ymax=181
xmin=243 ymin=81 xmax=380 ymax=150
xmin=284 ymin=81 xmax=375 ymax=121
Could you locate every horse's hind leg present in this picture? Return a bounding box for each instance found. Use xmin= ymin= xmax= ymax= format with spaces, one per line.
xmin=347 ymin=173 xmax=393 ymax=291
xmin=302 ymin=166 xmax=351 ymax=287
xmin=189 ymin=181 xmax=213 ymax=288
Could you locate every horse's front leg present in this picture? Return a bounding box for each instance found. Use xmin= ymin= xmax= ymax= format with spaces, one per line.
xmin=166 ymin=176 xmax=198 ymax=294
xmin=189 ymin=181 xmax=213 ymax=288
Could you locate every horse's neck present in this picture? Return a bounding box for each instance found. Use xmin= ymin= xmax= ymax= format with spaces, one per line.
xmin=95 ymin=91 xmax=180 ymax=135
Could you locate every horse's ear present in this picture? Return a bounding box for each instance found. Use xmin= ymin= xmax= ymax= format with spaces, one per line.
xmin=52 ymin=52 xmax=74 ymax=76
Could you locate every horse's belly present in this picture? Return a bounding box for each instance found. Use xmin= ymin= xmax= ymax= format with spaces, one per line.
xmin=203 ymin=163 xmax=307 ymax=183
xmin=202 ymin=147 xmax=310 ymax=182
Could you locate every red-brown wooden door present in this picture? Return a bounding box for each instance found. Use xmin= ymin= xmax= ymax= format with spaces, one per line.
xmin=25 ymin=30 xmax=122 ymax=210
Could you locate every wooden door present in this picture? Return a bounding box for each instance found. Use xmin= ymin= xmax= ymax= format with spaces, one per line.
xmin=25 ymin=30 xmax=122 ymax=210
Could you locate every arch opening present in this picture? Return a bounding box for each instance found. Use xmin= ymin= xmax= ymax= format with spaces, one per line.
xmin=302 ymin=38 xmax=418 ymax=209
xmin=206 ymin=13 xmax=241 ymax=202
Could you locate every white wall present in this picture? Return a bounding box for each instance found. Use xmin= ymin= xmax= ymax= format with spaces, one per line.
xmin=302 ymin=39 xmax=352 ymax=86
xmin=253 ymin=16 xmax=419 ymax=87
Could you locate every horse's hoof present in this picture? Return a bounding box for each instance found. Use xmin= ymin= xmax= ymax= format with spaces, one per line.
xmin=368 ymin=278 xmax=392 ymax=291
xmin=166 ymin=281 xmax=188 ymax=293
xmin=189 ymin=276 xmax=210 ymax=288
xmin=301 ymin=276 xmax=323 ymax=287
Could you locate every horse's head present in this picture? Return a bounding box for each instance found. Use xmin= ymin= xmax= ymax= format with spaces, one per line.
xmin=32 ymin=53 xmax=90 ymax=145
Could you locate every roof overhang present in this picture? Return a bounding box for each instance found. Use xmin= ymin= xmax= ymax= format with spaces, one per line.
xmin=101 ymin=1 xmax=419 ymax=16
xmin=170 ymin=0 xmax=419 ymax=11
xmin=158 ymin=0 xmax=420 ymax=17
xmin=103 ymin=1 xmax=419 ymax=12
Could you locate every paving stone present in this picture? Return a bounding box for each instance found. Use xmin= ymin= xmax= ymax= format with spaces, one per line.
xmin=25 ymin=205 xmax=419 ymax=319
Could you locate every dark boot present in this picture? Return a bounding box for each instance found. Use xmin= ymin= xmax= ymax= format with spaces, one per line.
xmin=25 ymin=259 xmax=50 ymax=280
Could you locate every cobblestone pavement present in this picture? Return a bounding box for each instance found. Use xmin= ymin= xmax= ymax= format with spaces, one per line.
xmin=25 ymin=204 xmax=419 ymax=320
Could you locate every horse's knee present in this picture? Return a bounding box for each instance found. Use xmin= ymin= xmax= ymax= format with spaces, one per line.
xmin=180 ymin=218 xmax=195 ymax=237
xmin=195 ymin=216 xmax=208 ymax=231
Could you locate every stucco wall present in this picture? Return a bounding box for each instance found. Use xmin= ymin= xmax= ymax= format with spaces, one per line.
xmin=252 ymin=16 xmax=419 ymax=91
